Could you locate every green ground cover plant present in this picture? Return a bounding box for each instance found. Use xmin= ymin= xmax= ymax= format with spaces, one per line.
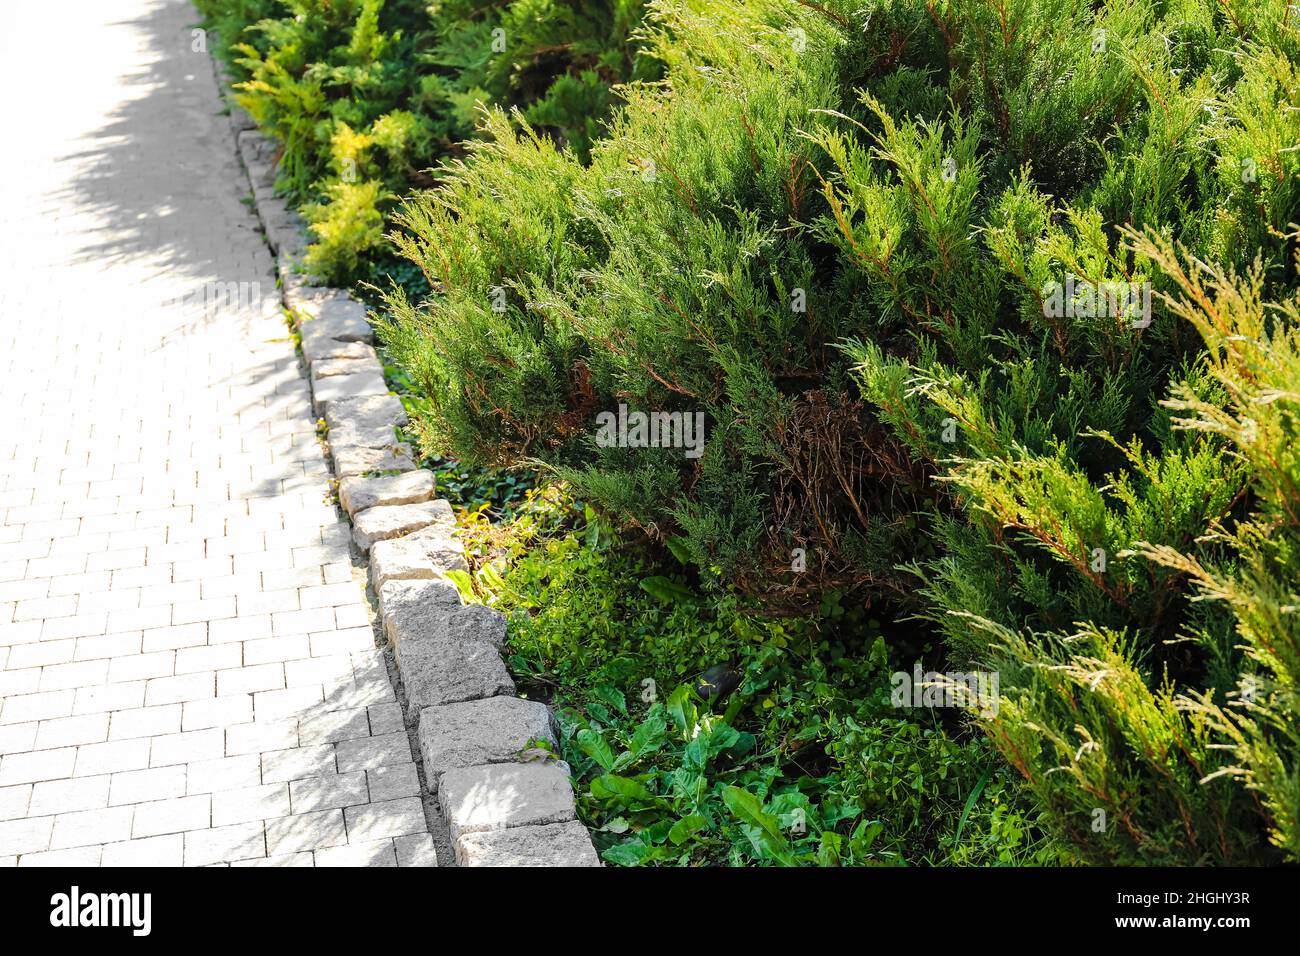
xmin=451 ymin=485 xmax=1063 ymax=865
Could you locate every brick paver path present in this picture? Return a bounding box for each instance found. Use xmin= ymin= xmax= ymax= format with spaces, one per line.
xmin=0 ymin=0 xmax=435 ymax=866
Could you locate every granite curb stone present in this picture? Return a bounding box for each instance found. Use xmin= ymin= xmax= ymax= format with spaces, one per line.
xmin=397 ymin=637 xmax=515 ymax=712
xmin=352 ymin=500 xmax=450 ymax=552
xmin=338 ymin=471 xmax=434 ymax=517
xmin=454 ymin=821 xmax=600 ymax=867
xmin=438 ymin=762 xmax=577 ymax=843
xmin=370 ymin=523 xmax=468 ymax=587
xmin=332 ymin=444 xmax=417 ymax=479
xmin=417 ymin=696 xmax=557 ymax=780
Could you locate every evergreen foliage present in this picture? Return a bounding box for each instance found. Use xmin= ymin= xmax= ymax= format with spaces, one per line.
xmin=194 ymin=0 xmax=653 ymax=282
xmin=383 ymin=0 xmax=1300 ymax=863
xmin=1130 ymin=234 xmax=1300 ymax=861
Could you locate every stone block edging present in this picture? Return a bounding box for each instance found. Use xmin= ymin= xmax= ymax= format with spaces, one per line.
xmin=208 ymin=51 xmax=599 ymax=869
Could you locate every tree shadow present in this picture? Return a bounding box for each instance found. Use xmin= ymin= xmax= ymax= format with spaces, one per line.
xmin=51 ymin=0 xmax=275 ymax=336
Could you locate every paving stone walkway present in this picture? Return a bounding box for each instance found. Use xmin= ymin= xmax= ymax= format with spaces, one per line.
xmin=0 ymin=0 xmax=436 ymax=866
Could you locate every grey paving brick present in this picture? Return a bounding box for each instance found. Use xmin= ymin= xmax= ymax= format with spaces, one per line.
xmin=0 ymin=0 xmax=441 ymax=868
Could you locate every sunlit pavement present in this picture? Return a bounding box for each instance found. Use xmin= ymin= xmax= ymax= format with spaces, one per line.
xmin=0 ymin=0 xmax=435 ymax=866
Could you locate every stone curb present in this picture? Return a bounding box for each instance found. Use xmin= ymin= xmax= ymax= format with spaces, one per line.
xmin=209 ymin=55 xmax=599 ymax=868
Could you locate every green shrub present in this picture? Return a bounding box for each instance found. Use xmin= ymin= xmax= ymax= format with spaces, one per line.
xmin=1129 ymin=235 xmax=1300 ymax=862
xmin=827 ymin=23 xmax=1298 ymax=862
xmin=425 ymin=0 xmax=655 ymax=162
xmin=195 ymin=0 xmax=653 ymax=284
xmin=386 ymin=0 xmax=1296 ymax=603
xmin=385 ymin=0 xmax=1300 ymax=864
xmin=383 ymin=0 xmax=917 ymax=602
xmin=193 ymin=0 xmax=279 ymax=70
xmin=302 ymin=179 xmax=390 ymax=279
